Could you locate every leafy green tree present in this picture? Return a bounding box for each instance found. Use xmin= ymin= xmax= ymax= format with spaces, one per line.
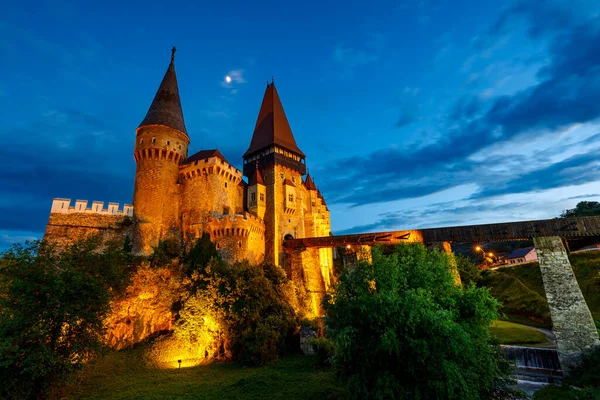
xmin=182 ymin=233 xmax=220 ymax=276
xmin=456 ymin=254 xmax=482 ymax=286
xmin=324 ymin=244 xmax=521 ymax=400
xmin=184 ymin=259 xmax=297 ymax=365
xmin=0 ymin=239 xmax=132 ymax=399
xmin=561 ymin=201 xmax=600 ymax=218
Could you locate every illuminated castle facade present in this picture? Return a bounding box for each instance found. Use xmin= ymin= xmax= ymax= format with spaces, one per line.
xmin=44 ymin=50 xmax=333 ymax=281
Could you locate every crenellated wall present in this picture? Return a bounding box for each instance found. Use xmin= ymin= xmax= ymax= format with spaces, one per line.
xmin=205 ymin=212 xmax=265 ymax=264
xmin=179 ymin=156 xmax=244 ymax=236
xmin=43 ymin=198 xmax=133 ymax=249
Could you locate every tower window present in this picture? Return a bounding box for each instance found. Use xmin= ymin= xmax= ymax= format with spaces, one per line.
xmin=224 ymin=182 xmax=228 ymax=188
xmin=251 ymin=192 xmax=256 ymax=202
xmin=167 ymin=140 xmax=170 ymax=145
xmin=152 ymin=137 xmax=156 ymax=144
xmin=179 ymin=145 xmax=181 ymax=150
xmin=288 ymin=194 xmax=294 ymax=202
xmin=259 ymin=193 xmax=264 ymax=202
xmin=140 ymin=139 xmax=144 ymax=145
xmin=280 ymin=173 xmax=284 ymax=179
xmin=292 ymin=177 xmax=295 ymax=183
xmin=223 ymin=207 xmax=230 ymax=215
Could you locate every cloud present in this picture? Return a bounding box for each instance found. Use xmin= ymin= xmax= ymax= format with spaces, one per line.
xmin=0 ymin=229 xmax=42 ymax=252
xmin=332 ymin=43 xmax=379 ymax=68
xmin=318 ymin=2 xmax=600 ymax=208
xmin=0 ymin=108 xmax=133 ymax=233
xmin=221 ymin=69 xmax=246 ymax=88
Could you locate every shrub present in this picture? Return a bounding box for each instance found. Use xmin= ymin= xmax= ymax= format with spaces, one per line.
xmin=324 ymin=244 xmax=522 ymax=400
xmin=183 ymin=259 xmax=297 ymax=365
xmin=308 ymin=337 xmax=335 ymax=366
xmin=0 ymin=238 xmax=132 ymax=399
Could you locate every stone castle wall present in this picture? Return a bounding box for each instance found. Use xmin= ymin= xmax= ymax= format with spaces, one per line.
xmin=44 ymin=199 xmax=133 ymax=248
xmin=206 ymin=213 xmax=265 ymax=264
xmin=179 ymin=156 xmax=244 ymax=233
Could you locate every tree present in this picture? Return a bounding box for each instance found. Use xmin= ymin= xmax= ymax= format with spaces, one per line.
xmin=561 ymin=201 xmax=600 ymax=218
xmin=0 ymin=239 xmax=132 ymax=399
xmin=182 ymin=258 xmax=298 ymax=365
xmin=324 ymin=244 xmax=521 ymax=400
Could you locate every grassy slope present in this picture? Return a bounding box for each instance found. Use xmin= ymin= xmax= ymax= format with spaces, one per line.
xmin=57 ymin=346 xmax=343 ymax=400
xmin=482 ymin=252 xmax=600 ymax=327
xmin=488 ymin=321 xmax=548 ymax=345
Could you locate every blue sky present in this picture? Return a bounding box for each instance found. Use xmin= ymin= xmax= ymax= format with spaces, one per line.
xmin=1 ymin=0 xmax=600 ymax=249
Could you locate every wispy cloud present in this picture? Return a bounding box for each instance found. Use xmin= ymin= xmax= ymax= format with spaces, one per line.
xmin=221 ymin=69 xmax=246 ymax=89
xmin=319 ymin=2 xmax=600 ymax=210
xmin=332 ymin=43 xmax=379 ymax=68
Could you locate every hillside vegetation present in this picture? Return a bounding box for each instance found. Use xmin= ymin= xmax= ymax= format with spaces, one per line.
xmin=481 ymin=252 xmax=600 ymax=327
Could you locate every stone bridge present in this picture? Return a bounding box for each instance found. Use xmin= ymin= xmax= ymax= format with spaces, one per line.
xmin=284 ymin=216 xmax=600 ymax=374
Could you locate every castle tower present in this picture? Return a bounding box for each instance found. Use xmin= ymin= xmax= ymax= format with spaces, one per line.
xmin=132 ymin=48 xmax=190 ymax=255
xmin=247 ymin=163 xmax=267 ymax=219
xmin=243 ymin=82 xmax=306 ymax=265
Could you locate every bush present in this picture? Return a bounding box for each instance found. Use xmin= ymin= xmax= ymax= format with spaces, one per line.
xmin=565 ymin=345 xmax=600 ymax=388
xmin=456 ymin=254 xmax=482 ymax=286
xmin=182 ymin=259 xmax=297 ymax=365
xmin=324 ymin=244 xmax=522 ymax=400
xmin=308 ymin=337 xmax=335 ymax=366
xmin=0 ymin=238 xmax=132 ymax=399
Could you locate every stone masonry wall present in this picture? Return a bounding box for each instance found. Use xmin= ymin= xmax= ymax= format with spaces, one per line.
xmin=132 ymin=125 xmax=189 ymax=255
xmin=533 ymin=236 xmax=600 ymax=373
xmin=43 ymin=208 xmax=132 ymax=249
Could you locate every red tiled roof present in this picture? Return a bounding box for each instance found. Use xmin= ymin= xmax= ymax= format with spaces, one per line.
xmin=304 ymin=173 xmax=317 ymax=191
xmin=185 ymin=149 xmax=227 ymax=164
xmin=243 ymin=82 xmax=305 ymax=158
xmin=249 ymin=167 xmax=265 ymax=186
xmin=138 ymin=48 xmax=187 ymax=135
xmin=283 ymin=178 xmax=295 ymax=187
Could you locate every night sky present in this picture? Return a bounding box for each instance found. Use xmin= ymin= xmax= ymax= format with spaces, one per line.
xmin=1 ymin=0 xmax=600 ymax=250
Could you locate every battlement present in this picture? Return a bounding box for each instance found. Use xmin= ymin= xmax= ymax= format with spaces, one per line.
xmin=51 ymin=198 xmax=134 ymax=217
xmin=208 ymin=212 xmax=265 ymax=238
xmin=179 ymin=155 xmax=243 ymax=183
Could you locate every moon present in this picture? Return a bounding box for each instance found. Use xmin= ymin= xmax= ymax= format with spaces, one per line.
xmin=225 ymin=76 xmax=232 ymax=83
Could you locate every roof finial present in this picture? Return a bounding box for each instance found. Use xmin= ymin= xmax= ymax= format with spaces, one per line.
xmin=271 ymin=76 xmax=274 ymax=84
xmin=171 ymin=46 xmax=176 ymax=62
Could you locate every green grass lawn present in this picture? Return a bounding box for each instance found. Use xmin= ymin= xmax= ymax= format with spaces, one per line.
xmin=55 ymin=346 xmax=344 ymax=400
xmin=488 ymin=320 xmax=549 ymax=345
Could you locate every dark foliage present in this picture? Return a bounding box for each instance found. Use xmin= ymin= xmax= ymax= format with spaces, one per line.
xmin=0 ymin=238 xmax=132 ymax=400
xmin=182 ymin=233 xmax=220 ymax=276
xmin=324 ymin=244 xmax=522 ymax=400
xmin=456 ymin=254 xmax=482 ymax=286
xmin=185 ymin=258 xmax=297 ymax=366
xmin=561 ymin=201 xmax=600 ymax=218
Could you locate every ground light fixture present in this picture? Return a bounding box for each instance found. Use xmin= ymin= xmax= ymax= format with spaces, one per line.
xmin=178 ymin=359 xmax=182 ymax=369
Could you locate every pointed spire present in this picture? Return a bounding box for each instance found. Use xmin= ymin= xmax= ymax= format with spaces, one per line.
xmin=249 ymin=161 xmax=265 ymax=186
xmin=304 ymin=173 xmax=317 ymax=191
xmin=243 ymin=82 xmax=305 ymax=158
xmin=138 ymin=47 xmax=188 ymax=135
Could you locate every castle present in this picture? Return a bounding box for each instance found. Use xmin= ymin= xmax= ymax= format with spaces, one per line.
xmin=44 ymin=49 xmax=333 ymax=283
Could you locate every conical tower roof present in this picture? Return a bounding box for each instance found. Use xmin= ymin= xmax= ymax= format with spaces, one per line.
xmin=243 ymin=82 xmax=305 ymax=158
xmin=138 ymin=47 xmax=188 ymax=135
xmin=304 ymin=173 xmax=317 ymax=191
xmin=249 ymin=163 xmax=265 ymax=186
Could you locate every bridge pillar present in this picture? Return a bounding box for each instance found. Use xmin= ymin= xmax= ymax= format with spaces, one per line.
xmin=284 ymin=248 xmax=326 ymax=318
xmin=425 ymin=241 xmax=461 ymax=286
xmin=533 ymin=236 xmax=600 ymax=374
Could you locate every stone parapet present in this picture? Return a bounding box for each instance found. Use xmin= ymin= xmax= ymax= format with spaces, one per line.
xmin=51 ymin=198 xmax=133 ymax=217
xmin=179 ymin=156 xmax=243 ymax=183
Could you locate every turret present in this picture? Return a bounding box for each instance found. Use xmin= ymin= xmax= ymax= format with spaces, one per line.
xmin=243 ymin=81 xmax=306 ymax=265
xmin=247 ymin=162 xmax=266 ymax=219
xmin=132 ymin=47 xmax=190 ymax=255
